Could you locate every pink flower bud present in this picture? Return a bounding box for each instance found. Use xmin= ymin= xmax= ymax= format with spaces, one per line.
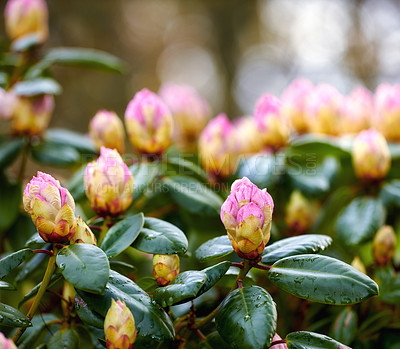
xmin=281 ymin=78 xmax=314 ymax=133
xmin=0 ymin=88 xmax=17 ymax=121
xmin=305 ymin=84 xmax=344 ymax=135
xmin=70 ymin=217 xmax=97 ymax=245
xmin=0 ymin=332 xmax=17 ymax=349
xmin=11 ymin=94 xmax=54 ymax=136
xmin=104 ymin=298 xmax=136 ymax=349
xmin=373 ymin=83 xmax=400 ymax=141
xmin=23 ymin=172 xmax=76 ymax=243
xmin=221 ymin=177 xmax=274 ymax=260
xmin=125 ymin=88 xmax=173 ymax=156
xmin=233 ymin=116 xmax=263 ymax=155
xmin=254 ymin=94 xmax=290 ymax=149
xmin=84 ymin=147 xmax=134 ymax=217
xmin=352 ymin=128 xmax=391 ymax=180
xmin=199 ymin=113 xmax=238 ymax=179
xmin=4 ymin=0 xmax=48 ymax=44
xmin=153 ymin=254 xmax=180 ymax=286
xmin=159 ymin=83 xmax=210 ymax=150
xmin=271 ymin=333 xmax=288 ymax=349
xmin=373 ymin=225 xmax=397 ymax=266
xmin=89 ymin=110 xmax=125 ymax=154
xmin=341 ymin=86 xmax=372 ymax=134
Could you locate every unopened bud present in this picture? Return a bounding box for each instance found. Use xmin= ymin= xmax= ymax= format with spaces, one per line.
xmin=70 ymin=217 xmax=97 ymax=245
xmin=233 ymin=116 xmax=263 ymax=155
xmin=373 ymin=225 xmax=397 ymax=266
xmin=285 ymin=191 xmax=318 ymax=234
xmin=0 ymin=332 xmax=17 ymax=349
xmin=351 ymin=256 xmax=366 ymax=275
xmin=0 ymin=88 xmax=17 ymax=121
xmin=153 ymin=254 xmax=180 ymax=286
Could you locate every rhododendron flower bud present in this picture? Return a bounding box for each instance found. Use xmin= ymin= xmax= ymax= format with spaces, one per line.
xmin=373 ymin=83 xmax=400 ymax=141
xmin=254 ymin=94 xmax=289 ymax=149
xmin=0 ymin=332 xmax=17 ymax=349
xmin=23 ymin=172 xmax=76 ymax=243
xmin=305 ymin=84 xmax=344 ymax=135
xmin=70 ymin=217 xmax=97 ymax=245
xmin=159 ymin=83 xmax=210 ymax=150
xmin=271 ymin=333 xmax=288 ymax=349
xmin=153 ymin=254 xmax=180 ymax=286
xmin=351 ymin=256 xmax=366 ymax=275
xmin=233 ymin=116 xmax=263 ymax=155
xmin=285 ymin=191 xmax=318 ymax=234
xmin=199 ymin=113 xmax=238 ymax=179
xmin=104 ymin=298 xmax=136 ymax=349
xmin=125 ymin=88 xmax=173 ymax=156
xmin=352 ymin=129 xmax=391 ymax=180
xmin=373 ymin=225 xmax=397 ymax=266
xmin=11 ymin=94 xmax=54 ymax=136
xmin=221 ymin=177 xmax=274 ymax=260
xmin=89 ymin=110 xmax=125 ymax=154
xmin=4 ymin=0 xmax=48 ymax=44
xmin=281 ymin=78 xmax=314 ymax=134
xmin=0 ymin=88 xmax=17 ymax=120
xmin=341 ymin=86 xmax=372 ymax=134
xmin=85 ymin=147 xmax=133 ymax=217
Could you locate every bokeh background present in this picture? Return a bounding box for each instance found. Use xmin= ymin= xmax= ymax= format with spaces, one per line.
xmin=3 ymin=0 xmax=400 ymax=133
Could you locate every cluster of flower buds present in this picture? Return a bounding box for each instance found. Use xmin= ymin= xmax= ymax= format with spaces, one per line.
xmin=70 ymin=217 xmax=97 ymax=245
xmin=199 ymin=113 xmax=238 ymax=179
xmin=254 ymin=94 xmax=290 ymax=150
xmin=285 ymin=191 xmax=318 ymax=234
xmin=352 ymin=129 xmax=391 ymax=180
xmin=104 ymin=298 xmax=136 ymax=349
xmin=89 ymin=110 xmax=125 ymax=154
xmin=125 ymin=88 xmax=173 ymax=157
xmin=23 ymin=171 xmax=76 ymax=243
xmin=153 ymin=254 xmax=180 ymax=286
xmin=373 ymin=225 xmax=397 ymax=266
xmin=221 ymin=177 xmax=274 ymax=260
xmin=159 ymin=83 xmax=210 ymax=151
xmin=281 ymin=78 xmax=314 ymax=134
xmin=0 ymin=332 xmax=17 ymax=349
xmin=11 ymin=94 xmax=54 ymax=136
xmin=4 ymin=0 xmax=49 ymax=45
xmin=85 ymin=147 xmax=134 ymax=217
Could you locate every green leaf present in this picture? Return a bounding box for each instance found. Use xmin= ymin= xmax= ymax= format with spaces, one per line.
xmin=67 ymin=165 xmax=87 ymax=201
xmin=109 ymin=260 xmax=137 ymax=275
xmin=129 ymin=162 xmax=160 ymax=202
xmin=11 ymin=33 xmax=42 ymax=52
xmin=261 ymin=235 xmax=332 ymax=264
xmin=379 ymin=180 xmax=400 ymax=208
xmin=286 ymin=331 xmax=350 ymax=349
xmin=0 ymin=303 xmax=31 ymax=327
xmin=45 ymin=129 xmax=97 ymax=155
xmin=77 ymin=270 xmax=175 ymax=344
xmin=162 ymin=176 xmax=223 ymax=215
xmin=0 ymin=137 xmax=25 ymax=169
xmin=215 ymin=286 xmax=277 ymax=349
xmin=0 ymin=248 xmax=32 ymax=279
xmin=132 ymin=217 xmax=188 ymax=255
xmin=268 ymin=254 xmax=379 ymax=305
xmin=165 ymin=156 xmax=207 ymax=180
xmin=204 ymin=332 xmax=232 ymax=349
xmin=16 ymin=252 xmax=48 ymax=283
xmin=336 ymin=197 xmax=386 ymax=246
xmin=56 ymin=244 xmax=109 ymax=294
xmin=26 ymin=47 xmax=125 ymax=79
xmin=31 ymin=141 xmax=80 ymax=167
xmin=153 ymin=271 xmax=207 ymax=307
xmin=195 ymin=235 xmax=234 ymax=262
xmin=75 ymin=297 xmax=104 ymax=329
xmin=25 ymin=233 xmax=46 ymax=249
xmin=18 ymin=313 xmax=59 ymax=348
xmin=197 ymin=261 xmax=231 ymax=296
xmin=0 ymin=281 xmax=15 ymax=290
xmin=0 ymin=177 xmax=21 ymax=232
xmin=100 ymin=213 xmax=144 ymax=258
xmin=47 ymin=328 xmax=80 ymax=349
xmin=13 ymin=78 xmax=62 ymax=96
xmin=330 ymin=308 xmax=357 ymax=345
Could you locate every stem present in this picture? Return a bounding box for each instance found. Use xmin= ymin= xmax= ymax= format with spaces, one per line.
xmin=270 ymin=339 xmax=287 ymax=347
xmin=252 ymin=263 xmax=272 ymax=271
xmin=32 ymin=249 xmax=54 ymax=257
xmin=97 ymin=217 xmax=110 ymax=245
xmin=12 ymin=246 xmax=58 ymax=344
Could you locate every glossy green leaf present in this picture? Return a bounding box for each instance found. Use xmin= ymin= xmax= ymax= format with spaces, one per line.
xmin=376 ymin=268 xmax=400 ymax=305
xmin=109 ymin=260 xmax=137 ymax=275
xmin=153 ymin=270 xmax=207 ymax=307
xmin=163 ymin=176 xmax=223 ymax=215
xmin=0 ymin=303 xmax=31 ymax=327
xmin=47 ymin=328 xmax=80 ymax=349
xmin=215 ymin=286 xmax=277 ymax=349
xmin=16 ymin=252 xmax=48 ymax=283
xmin=336 ymin=197 xmax=386 ymax=246
xmin=77 ymin=270 xmax=175 ymax=344
xmin=330 ymin=308 xmax=357 ymax=345
xmin=0 ymin=178 xmax=21 ymax=232
xmin=75 ymin=297 xmax=104 ymax=329
xmin=195 ymin=235 xmax=234 ymax=261
xmin=56 ymin=244 xmax=109 ymax=294
xmin=129 ymin=162 xmax=160 ymax=202
xmin=132 ymin=217 xmax=188 ymax=255
xmin=204 ymin=332 xmax=232 ymax=349
xmin=0 ymin=248 xmax=32 ymax=279
xmin=46 ymin=129 xmax=97 ymax=154
xmin=379 ymin=180 xmax=400 ymax=208
xmin=268 ymin=254 xmax=379 ymax=305
xmin=13 ymin=78 xmax=62 ymax=96
xmin=0 ymin=281 xmax=15 ymax=290
xmin=18 ymin=313 xmax=59 ymax=348
xmin=31 ymin=141 xmax=80 ymax=167
xmin=0 ymin=137 xmax=25 ymax=169
xmin=261 ymin=235 xmax=332 ymax=264
xmin=11 ymin=33 xmax=42 ymax=52
xmin=197 ymin=261 xmax=231 ymax=296
xmin=24 ymin=233 xmax=46 ymax=249
xmin=165 ymin=156 xmax=207 ymax=180
xmin=100 ymin=213 xmax=144 ymax=258
xmin=286 ymin=331 xmax=350 ymax=349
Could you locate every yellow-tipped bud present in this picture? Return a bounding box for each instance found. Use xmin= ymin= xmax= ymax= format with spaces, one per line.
xmin=70 ymin=217 xmax=97 ymax=245
xmin=153 ymin=254 xmax=180 ymax=286
xmin=351 ymin=256 xmax=366 ymax=275
xmin=285 ymin=191 xmax=318 ymax=234
xmin=373 ymin=225 xmax=397 ymax=266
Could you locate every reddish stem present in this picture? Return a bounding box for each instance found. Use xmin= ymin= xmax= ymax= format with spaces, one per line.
xmin=231 ymin=262 xmax=244 ymax=269
xmin=270 ymin=339 xmax=287 ymax=347
xmin=32 ymin=249 xmax=54 ymax=257
xmin=251 ymin=263 xmax=272 ymax=271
